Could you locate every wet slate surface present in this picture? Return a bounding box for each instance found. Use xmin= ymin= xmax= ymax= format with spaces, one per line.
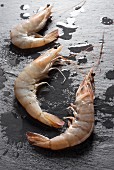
xmin=0 ymin=0 xmax=114 ymax=170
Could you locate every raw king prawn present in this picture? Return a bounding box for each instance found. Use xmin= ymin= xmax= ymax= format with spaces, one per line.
xmin=14 ymin=46 xmax=65 ymax=128
xmin=10 ymin=5 xmax=58 ymax=49
xmin=26 ymin=68 xmax=95 ymax=150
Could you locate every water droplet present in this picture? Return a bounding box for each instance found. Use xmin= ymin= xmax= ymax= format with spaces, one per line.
xmin=101 ymin=17 xmax=113 ymax=25
xmin=4 ymin=39 xmax=10 ymax=43
xmin=74 ymin=1 xmax=86 ymax=10
xmin=4 ymin=91 xmax=11 ymax=97
xmin=57 ymin=21 xmax=76 ymax=29
xmin=103 ymin=119 xmax=114 ymax=129
xmin=20 ymin=13 xmax=30 ymax=19
xmin=69 ymin=43 xmax=93 ymax=53
xmin=99 ymin=38 xmax=105 ymax=44
xmin=57 ymin=22 xmax=77 ymax=40
xmin=20 ymin=4 xmax=30 ymax=10
xmin=106 ymin=70 xmax=114 ymax=80
xmin=105 ymin=85 xmax=114 ymax=101
xmin=70 ymin=6 xmax=85 ymax=17
xmin=75 ymin=6 xmax=82 ymax=10
xmin=78 ymin=55 xmax=87 ymax=65
xmin=0 ymin=4 xmax=4 ymax=7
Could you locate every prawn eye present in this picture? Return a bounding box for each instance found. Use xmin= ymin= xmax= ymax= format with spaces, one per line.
xmin=47 ymin=4 xmax=50 ymax=7
xmin=91 ymin=73 xmax=95 ymax=77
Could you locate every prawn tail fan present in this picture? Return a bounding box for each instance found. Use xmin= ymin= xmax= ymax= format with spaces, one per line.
xmin=26 ymin=132 xmax=51 ymax=149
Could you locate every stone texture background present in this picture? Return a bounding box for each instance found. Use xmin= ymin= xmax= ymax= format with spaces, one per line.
xmin=0 ymin=0 xmax=114 ymax=169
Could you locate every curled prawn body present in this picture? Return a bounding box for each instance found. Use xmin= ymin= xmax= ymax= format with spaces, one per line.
xmin=26 ymin=69 xmax=95 ymax=150
xmin=10 ymin=5 xmax=59 ymax=49
xmin=14 ymin=46 xmax=64 ymax=128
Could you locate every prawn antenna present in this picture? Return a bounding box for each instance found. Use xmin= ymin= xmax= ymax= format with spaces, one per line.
xmin=94 ymin=31 xmax=105 ymax=71
xmin=35 ymin=82 xmax=55 ymax=90
xmin=49 ymin=67 xmax=66 ymax=84
xmin=54 ymin=0 xmax=86 ymax=17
